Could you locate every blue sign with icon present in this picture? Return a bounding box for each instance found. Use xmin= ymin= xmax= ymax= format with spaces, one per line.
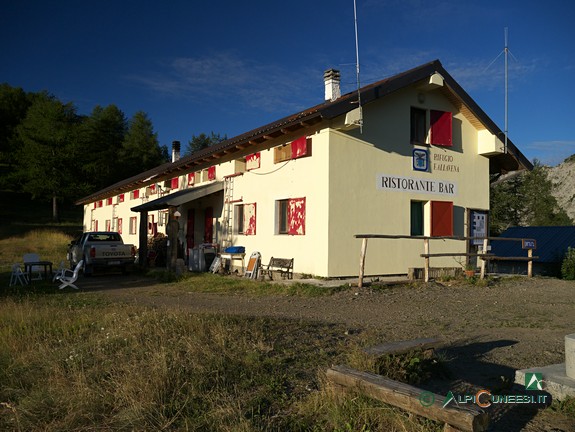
xmin=412 ymin=148 xmax=429 ymax=172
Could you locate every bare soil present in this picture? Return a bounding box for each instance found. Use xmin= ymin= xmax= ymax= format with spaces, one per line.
xmin=80 ymin=274 xmax=575 ymax=431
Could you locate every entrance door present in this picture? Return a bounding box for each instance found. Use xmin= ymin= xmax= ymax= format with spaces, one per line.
xmin=204 ymin=207 xmax=213 ymax=243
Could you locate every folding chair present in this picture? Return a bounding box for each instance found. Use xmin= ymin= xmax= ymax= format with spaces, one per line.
xmin=9 ymin=264 xmax=29 ymax=286
xmin=243 ymin=252 xmax=261 ymax=279
xmin=56 ymin=260 xmax=83 ymax=290
xmin=23 ymin=253 xmax=42 ymax=281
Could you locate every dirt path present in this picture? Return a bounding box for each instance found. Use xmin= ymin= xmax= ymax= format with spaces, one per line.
xmin=81 ymin=274 xmax=575 ymax=431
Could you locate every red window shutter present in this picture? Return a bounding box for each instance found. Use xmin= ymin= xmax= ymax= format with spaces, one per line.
xmin=98 ymin=200 xmax=103 ymax=208
xmin=93 ymin=220 xmax=98 ymax=231
xmin=243 ymin=203 xmax=257 ymax=235
xmin=93 ymin=202 xmax=97 ymax=209
xmin=119 ymin=194 xmax=125 ymax=203
xmin=150 ymin=184 xmax=156 ymax=194
xmin=246 ymin=152 xmax=261 ymax=170
xmin=430 ymin=110 xmax=452 ymax=146
xmin=208 ymin=166 xmax=216 ymax=180
xmin=288 ymin=197 xmax=306 ymax=235
xmin=106 ymin=198 xmax=113 ymax=206
xmin=188 ymin=173 xmax=195 ymax=186
xmin=133 ymin=190 xmax=140 ymax=199
xmin=290 ymin=136 xmax=308 ymax=159
xmin=171 ymin=177 xmax=179 ymax=189
xmin=431 ymin=201 xmax=453 ymax=236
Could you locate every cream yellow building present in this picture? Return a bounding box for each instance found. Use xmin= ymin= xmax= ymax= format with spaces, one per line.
xmin=76 ymin=60 xmax=531 ymax=277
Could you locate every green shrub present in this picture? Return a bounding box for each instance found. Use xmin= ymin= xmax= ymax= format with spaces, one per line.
xmin=561 ymin=247 xmax=575 ymax=280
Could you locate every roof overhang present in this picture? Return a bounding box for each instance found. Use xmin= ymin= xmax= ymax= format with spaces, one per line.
xmin=131 ymin=181 xmax=224 ymax=212
xmin=77 ymin=60 xmax=533 ymax=206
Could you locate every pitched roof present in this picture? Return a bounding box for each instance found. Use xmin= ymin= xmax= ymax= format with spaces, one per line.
xmin=491 ymin=226 xmax=575 ymax=263
xmin=76 ymin=59 xmax=532 ymax=205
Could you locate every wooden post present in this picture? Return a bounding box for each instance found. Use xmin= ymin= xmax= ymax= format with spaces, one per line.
xmin=527 ymin=248 xmax=533 ymax=278
xmin=424 ymin=238 xmax=430 ymax=282
xmin=480 ymin=238 xmax=488 ymax=280
xmin=138 ymin=210 xmax=148 ymax=269
xmin=327 ymin=365 xmax=489 ymax=432
xmin=358 ymin=238 xmax=368 ymax=288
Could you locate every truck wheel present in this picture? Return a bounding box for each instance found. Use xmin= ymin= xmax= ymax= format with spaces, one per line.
xmin=83 ymin=261 xmax=93 ymax=277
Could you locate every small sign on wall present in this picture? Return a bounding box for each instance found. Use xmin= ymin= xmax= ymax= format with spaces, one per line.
xmin=412 ymin=148 xmax=429 ymax=172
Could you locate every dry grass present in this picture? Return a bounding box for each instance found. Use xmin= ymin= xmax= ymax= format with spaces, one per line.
xmin=0 ymin=291 xmax=445 ymax=431
xmin=0 ymin=229 xmax=72 ymax=273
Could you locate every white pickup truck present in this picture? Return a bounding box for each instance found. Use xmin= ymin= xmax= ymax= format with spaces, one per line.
xmin=67 ymin=231 xmax=136 ymax=275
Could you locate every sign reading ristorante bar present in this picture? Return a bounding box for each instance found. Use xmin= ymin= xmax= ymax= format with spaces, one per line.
xmin=377 ymin=174 xmax=457 ymax=196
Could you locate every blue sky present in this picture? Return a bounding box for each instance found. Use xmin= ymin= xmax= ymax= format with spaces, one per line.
xmin=2 ymin=0 xmax=574 ymax=166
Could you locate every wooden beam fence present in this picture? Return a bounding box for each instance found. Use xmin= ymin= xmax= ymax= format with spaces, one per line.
xmin=355 ymin=235 xmax=538 ymax=286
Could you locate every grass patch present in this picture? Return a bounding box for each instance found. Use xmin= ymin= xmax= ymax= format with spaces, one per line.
xmin=0 ymin=293 xmax=441 ymax=431
xmin=146 ymin=271 xmax=349 ymax=297
xmin=0 ymin=229 xmax=73 ymax=275
xmin=551 ymin=396 xmax=575 ymax=419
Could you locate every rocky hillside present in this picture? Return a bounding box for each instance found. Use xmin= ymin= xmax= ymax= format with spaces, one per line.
xmin=545 ymin=156 xmax=575 ymax=222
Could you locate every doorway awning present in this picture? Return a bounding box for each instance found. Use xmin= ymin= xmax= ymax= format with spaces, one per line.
xmin=131 ymin=181 xmax=224 ymax=212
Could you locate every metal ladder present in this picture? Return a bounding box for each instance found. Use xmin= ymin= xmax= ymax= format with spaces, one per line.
xmin=221 ymin=175 xmax=235 ymax=249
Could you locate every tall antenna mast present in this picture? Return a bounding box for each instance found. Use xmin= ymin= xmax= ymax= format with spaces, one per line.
xmin=504 ymin=27 xmax=508 ymax=154
xmin=485 ymin=27 xmax=514 ymax=155
xmin=353 ymin=0 xmax=363 ymax=132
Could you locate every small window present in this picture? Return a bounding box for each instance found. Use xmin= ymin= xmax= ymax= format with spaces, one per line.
xmin=235 ymin=204 xmax=245 ymax=234
xmin=246 ymin=152 xmax=261 ymax=170
xmin=105 ymin=219 xmax=111 ymax=231
xmin=277 ymin=199 xmax=289 ymax=234
xmin=117 ymin=218 xmax=123 ymax=235
xmin=276 ymin=197 xmax=306 ymax=235
xmin=171 ymin=177 xmax=179 ymax=190
xmin=106 ymin=197 xmax=113 ymax=206
xmin=274 ymin=136 xmax=311 ymax=163
xmin=131 ymin=189 xmax=140 ymax=200
xmin=235 ymin=203 xmax=257 ymax=235
xmin=188 ymin=173 xmax=195 ymax=186
xmin=410 ymin=107 xmax=427 ymax=145
xmin=129 ymin=217 xmax=137 ymax=235
xmin=410 ymin=201 xmax=424 ymax=236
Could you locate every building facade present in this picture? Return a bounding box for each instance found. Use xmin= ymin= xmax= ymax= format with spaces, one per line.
xmin=76 ymin=60 xmax=532 ymax=277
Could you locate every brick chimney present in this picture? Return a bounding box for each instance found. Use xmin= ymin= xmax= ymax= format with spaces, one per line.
xmin=171 ymin=140 xmax=181 ymax=162
xmin=324 ymin=69 xmax=341 ymax=102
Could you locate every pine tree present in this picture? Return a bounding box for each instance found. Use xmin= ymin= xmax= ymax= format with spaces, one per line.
xmin=120 ymin=111 xmax=168 ymax=178
xmin=15 ymin=92 xmax=82 ymax=221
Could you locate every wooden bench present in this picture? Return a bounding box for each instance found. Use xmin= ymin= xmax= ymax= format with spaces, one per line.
xmin=260 ymin=257 xmax=294 ymax=280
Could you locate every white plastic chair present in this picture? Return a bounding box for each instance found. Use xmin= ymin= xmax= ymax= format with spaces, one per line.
xmin=9 ymin=264 xmax=29 ymax=286
xmin=52 ymin=261 xmax=67 ymax=282
xmin=23 ymin=253 xmax=42 ymax=281
xmin=56 ymin=260 xmax=83 ymax=290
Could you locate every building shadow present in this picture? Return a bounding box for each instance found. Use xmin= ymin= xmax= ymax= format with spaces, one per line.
xmin=420 ymin=338 xmax=552 ymax=432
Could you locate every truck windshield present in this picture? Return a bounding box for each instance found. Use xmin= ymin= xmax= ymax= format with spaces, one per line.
xmin=87 ymin=233 xmax=121 ymax=242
